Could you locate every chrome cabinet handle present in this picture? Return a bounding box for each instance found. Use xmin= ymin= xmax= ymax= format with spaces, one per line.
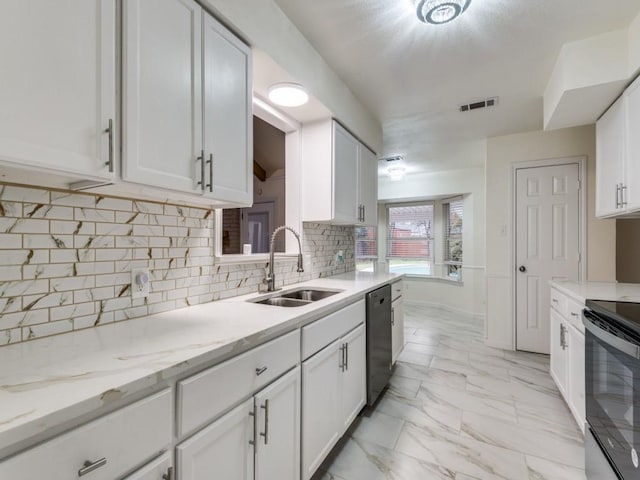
xmin=621 ymin=184 xmax=628 ymax=206
xmin=78 ymin=458 xmax=107 ymax=477
xmin=391 ymin=307 xmax=395 ymax=326
xmin=362 ymin=205 xmax=365 ymax=222
xmin=345 ymin=342 xmax=349 ymax=371
xmin=339 ymin=344 xmax=345 ymax=371
xmin=162 ymin=467 xmax=174 ymax=480
xmin=248 ymin=404 xmax=257 ymax=446
xmin=196 ymin=150 xmax=205 ymax=191
xmin=570 ymin=312 xmax=579 ymax=317
xmin=260 ymin=399 xmax=270 ymax=445
xmin=255 ymin=366 xmax=267 ymax=376
xmin=104 ymin=119 xmax=113 ymax=173
xmin=552 ymin=299 xmax=558 ymax=304
xmin=207 ymin=154 xmax=213 ymax=191
xmin=560 ymin=324 xmax=567 ymax=350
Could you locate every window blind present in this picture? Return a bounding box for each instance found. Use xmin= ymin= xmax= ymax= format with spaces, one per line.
xmin=386 ymin=204 xmax=434 ymax=260
xmin=355 ymin=226 xmax=377 ymax=259
xmin=443 ymin=197 xmax=463 ymax=265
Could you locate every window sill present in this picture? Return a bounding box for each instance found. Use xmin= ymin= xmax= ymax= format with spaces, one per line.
xmin=215 ymin=253 xmax=299 ymax=265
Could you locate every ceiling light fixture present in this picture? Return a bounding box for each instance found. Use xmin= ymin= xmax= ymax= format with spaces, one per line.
xmin=414 ymin=0 xmax=471 ymax=25
xmin=387 ymin=166 xmax=406 ymax=181
xmin=268 ymin=83 xmax=309 ymax=107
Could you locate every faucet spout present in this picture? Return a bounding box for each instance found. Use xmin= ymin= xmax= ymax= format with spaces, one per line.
xmin=266 ymin=226 xmax=304 ymax=292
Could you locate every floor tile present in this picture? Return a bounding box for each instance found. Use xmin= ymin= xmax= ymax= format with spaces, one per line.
xmin=396 ymin=349 xmax=432 ymax=366
xmin=525 ymin=454 xmax=587 ymax=480
xmin=349 ymin=410 xmax=405 ymax=449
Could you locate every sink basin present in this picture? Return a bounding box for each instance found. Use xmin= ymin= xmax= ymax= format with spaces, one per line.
xmin=279 ymin=289 xmax=341 ymax=302
xmin=249 ymin=288 xmax=343 ymax=307
xmin=255 ymin=297 xmax=311 ymax=307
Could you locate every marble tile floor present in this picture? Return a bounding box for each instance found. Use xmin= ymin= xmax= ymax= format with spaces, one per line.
xmin=312 ymin=304 xmax=585 ymax=480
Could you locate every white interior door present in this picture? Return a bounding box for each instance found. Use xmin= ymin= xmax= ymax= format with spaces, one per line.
xmin=242 ymin=202 xmax=275 ymax=254
xmin=516 ymin=163 xmax=580 ymax=354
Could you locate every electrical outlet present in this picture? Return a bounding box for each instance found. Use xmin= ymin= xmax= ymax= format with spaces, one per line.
xmin=131 ymin=268 xmax=150 ymax=299
xmin=336 ymin=250 xmax=344 ymax=264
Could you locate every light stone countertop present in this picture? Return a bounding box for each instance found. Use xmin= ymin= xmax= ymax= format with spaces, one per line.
xmin=549 ymin=280 xmax=640 ymax=304
xmin=0 ymin=271 xmax=402 ymax=454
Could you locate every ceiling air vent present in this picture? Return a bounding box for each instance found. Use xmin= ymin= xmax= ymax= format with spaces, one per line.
xmin=382 ymin=155 xmax=403 ymax=163
xmin=459 ymin=97 xmax=498 ymax=113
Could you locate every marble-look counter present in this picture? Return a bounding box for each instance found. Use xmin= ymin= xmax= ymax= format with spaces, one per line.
xmin=550 ymin=280 xmax=640 ymax=304
xmin=0 ymin=271 xmax=401 ymax=454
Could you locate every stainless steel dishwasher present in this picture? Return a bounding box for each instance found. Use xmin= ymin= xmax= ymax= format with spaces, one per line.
xmin=366 ymin=284 xmax=392 ymax=406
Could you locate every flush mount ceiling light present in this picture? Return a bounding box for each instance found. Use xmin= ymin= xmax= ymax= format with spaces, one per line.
xmin=387 ymin=166 xmax=406 ymax=181
xmin=268 ymin=83 xmax=309 ymax=107
xmin=414 ymin=0 xmax=471 ymax=24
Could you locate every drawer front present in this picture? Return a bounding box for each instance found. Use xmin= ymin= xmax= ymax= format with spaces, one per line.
xmin=567 ymin=298 xmax=585 ymax=333
xmin=178 ymin=329 xmax=300 ymax=438
xmin=123 ymin=452 xmax=172 ymax=480
xmin=0 ymin=389 xmax=172 ymax=480
xmin=391 ymin=281 xmax=403 ymax=301
xmin=550 ymin=288 xmax=567 ymax=316
xmin=302 ymin=300 xmax=365 ymax=360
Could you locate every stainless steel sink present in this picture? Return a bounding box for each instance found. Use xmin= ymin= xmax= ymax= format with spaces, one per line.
xmin=255 ymin=297 xmax=312 ymax=307
xmin=249 ymin=288 xmax=343 ymax=307
xmin=279 ymin=289 xmax=340 ymax=302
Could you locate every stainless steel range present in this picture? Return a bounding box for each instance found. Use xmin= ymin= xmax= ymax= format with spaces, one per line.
xmin=584 ymin=300 xmax=640 ymax=480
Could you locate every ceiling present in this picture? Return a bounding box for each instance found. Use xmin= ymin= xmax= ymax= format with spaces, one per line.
xmin=271 ymin=0 xmax=640 ymax=173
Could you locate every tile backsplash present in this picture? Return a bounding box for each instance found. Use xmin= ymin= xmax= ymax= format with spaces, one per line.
xmin=0 ymin=184 xmax=355 ymax=346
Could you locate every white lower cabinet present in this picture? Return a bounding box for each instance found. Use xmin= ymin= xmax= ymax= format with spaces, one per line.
xmin=177 ymin=366 xmax=301 ymax=480
xmin=0 ymin=389 xmax=172 ymax=480
xmin=124 ymin=452 xmax=172 ymax=480
xmin=549 ymin=286 xmax=585 ymax=434
xmin=302 ymin=323 xmax=366 ymax=480
xmin=391 ymin=281 xmax=405 ymax=364
xmin=177 ymin=397 xmax=255 ymax=480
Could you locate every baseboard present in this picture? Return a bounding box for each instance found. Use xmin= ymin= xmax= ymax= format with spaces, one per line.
xmin=404 ymin=299 xmax=485 ymax=321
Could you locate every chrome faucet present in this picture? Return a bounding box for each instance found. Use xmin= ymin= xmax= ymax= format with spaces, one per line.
xmin=266 ymin=226 xmax=304 ymax=292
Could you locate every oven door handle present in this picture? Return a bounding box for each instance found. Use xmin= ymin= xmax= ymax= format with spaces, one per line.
xmin=583 ymin=312 xmax=640 ymax=359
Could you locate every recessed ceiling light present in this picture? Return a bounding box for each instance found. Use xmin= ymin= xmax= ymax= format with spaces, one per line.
xmin=415 ymin=0 xmax=471 ymax=25
xmin=268 ymin=83 xmax=309 ymax=107
xmin=388 ymin=166 xmax=406 ymax=181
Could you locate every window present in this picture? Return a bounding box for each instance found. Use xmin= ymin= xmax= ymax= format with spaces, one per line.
xmin=386 ymin=203 xmax=434 ymax=275
xmin=355 ymin=226 xmax=377 ymax=272
xmin=443 ymin=197 xmax=463 ymax=279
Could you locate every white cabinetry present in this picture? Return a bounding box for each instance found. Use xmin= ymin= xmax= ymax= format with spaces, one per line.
xmin=596 ymin=75 xmax=640 ymax=217
xmin=123 ymin=0 xmax=251 ymax=205
xmin=301 ymin=301 xmax=367 ymax=480
xmin=549 ymin=286 xmax=585 ymax=434
xmin=124 ymin=452 xmax=172 ymax=480
xmin=302 ymin=120 xmax=378 ymax=226
xmin=391 ymin=280 xmax=405 ymax=364
xmin=0 ymin=389 xmax=172 ymax=480
xmin=0 ymin=0 xmax=116 ymax=182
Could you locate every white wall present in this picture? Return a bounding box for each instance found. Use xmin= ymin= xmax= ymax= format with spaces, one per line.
xmin=379 ymin=159 xmax=486 ymax=317
xmin=485 ymin=125 xmax=616 ymax=349
xmin=202 ymin=0 xmax=382 ymax=152
xmin=629 ymin=10 xmax=640 ymax=76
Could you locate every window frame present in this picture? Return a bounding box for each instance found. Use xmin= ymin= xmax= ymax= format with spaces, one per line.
xmin=355 ymin=225 xmax=377 ymax=272
xmin=443 ymin=196 xmax=463 ymax=281
xmin=385 ymin=201 xmax=435 ymax=277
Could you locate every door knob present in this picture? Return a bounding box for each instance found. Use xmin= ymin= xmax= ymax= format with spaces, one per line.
xmin=518 ymin=266 xmax=526 ymax=273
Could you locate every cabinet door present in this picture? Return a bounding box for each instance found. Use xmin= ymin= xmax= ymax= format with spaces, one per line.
xmin=202 ymin=13 xmax=252 ymax=206
xmin=596 ymin=97 xmax=625 ymax=217
xmin=302 ymin=339 xmax=342 ymax=480
xmin=123 ymin=0 xmax=203 ymax=193
xmin=567 ymin=324 xmax=585 ymax=433
xmin=123 ymin=452 xmax=172 ymax=480
xmin=0 ymin=0 xmax=115 ymax=180
xmin=550 ymin=308 xmax=568 ymax=399
xmin=392 ymin=298 xmax=405 ymax=364
xmin=255 ymin=367 xmax=301 ymax=480
xmin=333 ymin=122 xmax=359 ymax=223
xmin=177 ymin=398 xmax=254 ymax=480
xmin=358 ymin=146 xmax=378 ymax=226
xmin=340 ymin=324 xmax=367 ymax=432
xmin=625 ymin=76 xmax=640 ymax=212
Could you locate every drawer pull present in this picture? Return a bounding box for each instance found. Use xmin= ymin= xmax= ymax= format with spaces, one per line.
xmin=552 ymin=299 xmax=559 ymax=303
xmin=162 ymin=467 xmax=174 ymax=480
xmin=260 ymin=399 xmax=270 ymax=445
xmin=78 ymin=458 xmax=107 ymax=477
xmin=570 ymin=312 xmax=579 ymax=317
xmin=248 ymin=404 xmax=257 ymax=446
xmin=255 ymin=366 xmax=268 ymax=376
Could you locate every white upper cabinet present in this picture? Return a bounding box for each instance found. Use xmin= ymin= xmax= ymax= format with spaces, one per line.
xmin=123 ymin=0 xmax=203 ymax=194
xmin=596 ymin=75 xmax=640 ymax=218
xmin=202 ymin=14 xmax=253 ymax=205
xmin=123 ymin=0 xmax=252 ymax=205
xmin=302 ymin=119 xmax=378 ymax=225
xmin=0 ymin=0 xmax=116 ymax=181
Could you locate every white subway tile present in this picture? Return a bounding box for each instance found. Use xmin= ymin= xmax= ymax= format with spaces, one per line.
xmin=23 ymin=263 xmax=74 ymax=279
xmin=74 ymin=207 xmax=115 ymax=222
xmin=95 ymin=248 xmax=132 ymax=262
xmin=0 ymin=249 xmax=47 ymax=265
xmin=51 ymin=191 xmax=96 ymax=207
xmin=149 ymin=214 xmax=178 ymax=226
xmin=0 ymin=279 xmax=49 ymax=297
xmin=115 ymin=236 xmax=148 ymax=248
xmin=74 ymin=235 xmax=115 ymax=249
xmin=23 ymin=204 xmax=74 ymax=220
xmin=50 ymin=302 xmax=95 ymax=321
xmin=51 ymin=275 xmax=95 ymax=292
xmin=0 ymin=201 xmax=23 ymax=217
xmin=95 ymin=272 xmax=129 ymax=287
xmin=133 ymin=225 xmax=164 ymax=236
xmin=149 ymin=236 xmax=170 ymax=247
xmin=0 ymin=296 xmax=22 ymax=314
xmin=0 ymin=185 xmax=49 ymax=203
xmin=116 ymin=211 xmax=149 ymax=224
xmin=114 ymin=306 xmax=148 ymax=322
xmin=50 ymin=220 xmax=95 ymax=235
xmin=94 ymin=196 xmax=132 ymax=212
xmin=95 ymin=223 xmax=134 ymax=236
xmin=0 ymin=328 xmax=21 ymax=345
xmin=148 ymin=300 xmax=176 ymax=315
xmin=73 ymin=286 xmax=114 ymax=303
xmin=23 ymin=320 xmax=73 ymax=340
xmin=133 ymin=201 xmax=164 ymax=215
xmin=100 ymin=297 xmax=131 ymax=313
xmin=114 ymin=260 xmax=147 ymax=273
xmin=24 ymin=234 xmax=72 ymax=249
xmin=0 ymin=233 xmax=22 ymax=248
xmin=23 ymin=291 xmax=73 ymax=310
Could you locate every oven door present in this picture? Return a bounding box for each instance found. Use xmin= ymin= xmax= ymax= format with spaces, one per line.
xmin=584 ymin=309 xmax=640 ymax=479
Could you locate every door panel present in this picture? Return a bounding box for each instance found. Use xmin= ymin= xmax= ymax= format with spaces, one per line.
xmin=255 ymin=367 xmax=300 ymax=480
xmin=333 ymin=123 xmax=359 ymax=223
xmin=123 ymin=0 xmax=202 ymax=193
xmin=516 ymin=163 xmax=580 ymax=354
xmin=596 ymin=98 xmax=625 ymax=217
xmin=340 ymin=324 xmax=366 ymax=431
xmin=358 ymin=146 xmax=378 ymax=226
